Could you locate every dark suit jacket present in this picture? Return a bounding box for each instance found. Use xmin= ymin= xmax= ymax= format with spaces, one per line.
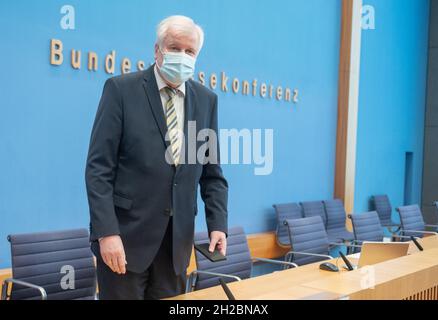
xmin=85 ymin=65 xmax=228 ymax=275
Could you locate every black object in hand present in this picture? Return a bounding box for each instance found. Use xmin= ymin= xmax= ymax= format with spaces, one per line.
xmin=194 ymin=243 xmax=227 ymax=262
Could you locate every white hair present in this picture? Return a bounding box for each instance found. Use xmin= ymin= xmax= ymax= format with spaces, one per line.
xmin=156 ymin=15 xmax=204 ymax=52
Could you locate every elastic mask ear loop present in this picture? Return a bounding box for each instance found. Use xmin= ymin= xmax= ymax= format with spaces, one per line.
xmin=156 ymin=46 xmax=165 ymax=66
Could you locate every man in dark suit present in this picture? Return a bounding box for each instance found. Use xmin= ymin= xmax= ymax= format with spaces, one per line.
xmin=85 ymin=15 xmax=228 ymax=300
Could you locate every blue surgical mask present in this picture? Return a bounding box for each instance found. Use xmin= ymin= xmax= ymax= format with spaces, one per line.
xmin=158 ymin=49 xmax=196 ymax=86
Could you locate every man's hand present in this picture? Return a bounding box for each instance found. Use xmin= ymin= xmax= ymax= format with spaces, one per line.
xmin=99 ymin=235 xmax=127 ymax=274
xmin=209 ymin=231 xmax=227 ymax=256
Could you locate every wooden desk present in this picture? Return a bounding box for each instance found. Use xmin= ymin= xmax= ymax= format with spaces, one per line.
xmin=168 ymin=281 xmax=341 ymax=300
xmin=169 ymin=236 xmax=438 ymax=300
xmin=168 ymin=254 xmax=358 ymax=300
xmin=408 ymin=234 xmax=438 ymax=253
xmin=304 ymin=247 xmax=438 ymax=300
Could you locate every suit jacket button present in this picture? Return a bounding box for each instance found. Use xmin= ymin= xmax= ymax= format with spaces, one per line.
xmin=165 ymin=208 xmax=172 ymax=216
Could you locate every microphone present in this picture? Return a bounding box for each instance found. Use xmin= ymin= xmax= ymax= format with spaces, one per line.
xmin=339 ymin=251 xmax=355 ymax=271
xmin=219 ymin=278 xmax=236 ymax=300
xmin=411 ymin=236 xmax=424 ymax=251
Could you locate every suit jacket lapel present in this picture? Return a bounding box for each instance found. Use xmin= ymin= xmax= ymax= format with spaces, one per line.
xmin=142 ymin=65 xmax=198 ymax=166
xmin=142 ymin=65 xmax=170 ymax=150
xmin=182 ymin=80 xmax=197 ymax=166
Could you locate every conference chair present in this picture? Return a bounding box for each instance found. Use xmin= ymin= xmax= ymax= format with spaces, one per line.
xmin=349 ymin=211 xmax=412 ymax=252
xmin=349 ymin=211 xmax=384 ymax=244
xmin=371 ymin=195 xmax=400 ymax=230
xmin=283 ymin=216 xmax=359 ymax=266
xmin=396 ymin=205 xmax=438 ymax=238
xmin=186 ymin=226 xmax=298 ymax=293
xmin=273 ymin=202 xmax=303 ymax=246
xmin=323 ymin=199 xmax=354 ymax=243
xmin=1 ymin=229 xmax=97 ymax=300
xmin=300 ymin=201 xmax=327 ymax=226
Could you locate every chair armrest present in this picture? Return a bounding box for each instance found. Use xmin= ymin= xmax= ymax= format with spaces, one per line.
xmin=185 ymin=270 xmax=242 ymax=293
xmin=391 ymin=235 xmax=418 ymax=240
xmin=190 ymin=270 xmax=241 ymax=281
xmin=252 ymin=257 xmax=298 ymax=269
xmin=1 ymin=278 xmax=47 ymax=300
xmin=286 ymin=251 xmax=333 ymax=260
xmin=402 ymin=229 xmax=438 ymax=236
xmin=330 ymin=242 xmax=362 ymax=249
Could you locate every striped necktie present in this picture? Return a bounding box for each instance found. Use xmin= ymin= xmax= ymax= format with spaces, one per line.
xmin=164 ymin=87 xmax=181 ymax=166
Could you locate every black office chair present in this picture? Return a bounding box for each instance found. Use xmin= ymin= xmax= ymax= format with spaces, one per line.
xmin=396 ymin=205 xmax=438 ymax=238
xmin=300 ymin=200 xmax=354 ymax=252
xmin=323 ymin=199 xmax=354 ymax=243
xmin=371 ymin=195 xmax=401 ymax=232
xmin=349 ymin=211 xmax=412 ymax=252
xmin=273 ymin=202 xmax=303 ymax=246
xmin=300 ymin=201 xmax=327 ymax=226
xmin=186 ymin=226 xmax=298 ymax=292
xmin=283 ymin=216 xmax=359 ymax=266
xmin=1 ymin=228 xmax=96 ymax=300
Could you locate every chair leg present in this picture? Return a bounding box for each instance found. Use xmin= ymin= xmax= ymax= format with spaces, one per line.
xmin=1 ymin=281 xmax=9 ymax=300
xmin=185 ymin=272 xmax=197 ymax=293
xmin=284 ymin=252 xmax=293 ymax=269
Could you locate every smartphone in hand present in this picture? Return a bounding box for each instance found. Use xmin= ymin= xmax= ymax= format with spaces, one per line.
xmin=194 ymin=243 xmax=227 ymax=262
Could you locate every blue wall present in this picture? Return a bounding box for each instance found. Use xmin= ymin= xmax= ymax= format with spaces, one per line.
xmin=0 ymin=0 xmax=341 ymax=268
xmin=354 ymin=0 xmax=430 ymax=219
xmin=0 ymin=0 xmax=431 ymax=270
